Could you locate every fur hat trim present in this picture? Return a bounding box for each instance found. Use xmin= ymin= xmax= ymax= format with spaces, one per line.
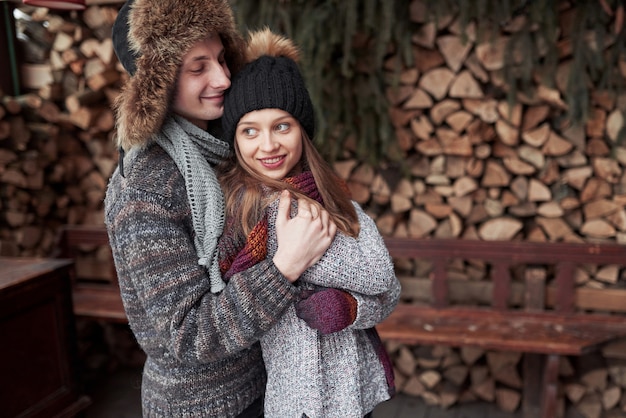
xmin=112 ymin=0 xmax=245 ymax=150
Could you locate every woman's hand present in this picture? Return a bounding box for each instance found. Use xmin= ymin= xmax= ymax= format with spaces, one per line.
xmin=272 ymin=190 xmax=336 ymax=282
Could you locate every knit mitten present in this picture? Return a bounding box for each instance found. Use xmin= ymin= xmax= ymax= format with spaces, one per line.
xmin=295 ymin=288 xmax=358 ymax=335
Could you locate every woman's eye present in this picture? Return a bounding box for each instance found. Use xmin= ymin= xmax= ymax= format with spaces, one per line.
xmin=276 ymin=123 xmax=290 ymax=132
xmin=243 ymin=128 xmax=257 ymax=136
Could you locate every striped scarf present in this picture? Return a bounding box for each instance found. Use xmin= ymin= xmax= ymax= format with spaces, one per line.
xmin=219 ymin=170 xmax=321 ymax=280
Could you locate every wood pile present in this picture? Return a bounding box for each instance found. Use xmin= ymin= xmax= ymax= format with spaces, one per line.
xmin=0 ymin=3 xmax=122 ymax=257
xmin=385 ymin=341 xmax=626 ymax=418
xmin=329 ymin=0 xmax=626 ymax=415
xmin=2 ymin=0 xmax=626 ymax=416
xmin=333 ymin=0 xmax=626 ymax=292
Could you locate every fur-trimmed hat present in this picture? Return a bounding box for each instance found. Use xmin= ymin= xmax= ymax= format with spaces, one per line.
xmin=222 ymin=29 xmax=314 ymax=145
xmin=111 ymin=0 xmax=245 ymax=150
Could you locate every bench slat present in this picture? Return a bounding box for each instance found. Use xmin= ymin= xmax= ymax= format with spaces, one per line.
xmin=56 ymin=225 xmax=127 ymax=323
xmin=71 ymin=286 xmax=127 ymax=323
xmin=376 ymin=304 xmax=626 ymax=355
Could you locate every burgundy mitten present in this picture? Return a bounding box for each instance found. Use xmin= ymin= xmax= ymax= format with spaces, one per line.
xmin=295 ymin=288 xmax=357 ymax=334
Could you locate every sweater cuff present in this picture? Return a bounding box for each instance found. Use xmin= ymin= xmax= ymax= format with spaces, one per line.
xmin=249 ymin=260 xmax=300 ymax=309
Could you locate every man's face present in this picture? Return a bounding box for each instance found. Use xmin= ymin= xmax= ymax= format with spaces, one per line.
xmin=172 ymin=34 xmax=231 ymax=130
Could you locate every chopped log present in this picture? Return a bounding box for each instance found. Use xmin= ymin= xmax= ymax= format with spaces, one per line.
xmin=602 ymin=385 xmax=622 ymax=410
xmin=481 ymin=161 xmax=510 ymax=187
xmin=497 ymin=101 xmax=523 ymax=127
xmin=408 ymin=209 xmax=438 ymax=238
xmin=536 ymin=217 xmax=575 ymax=241
xmin=419 ymin=370 xmax=442 ymax=389
xmin=518 ymin=145 xmax=545 ymax=170
xmin=522 ymin=122 xmax=551 ymax=147
xmin=503 ymin=158 xmax=535 ymax=175
xmin=436 ymin=35 xmax=472 ymax=73
xmin=495 ymin=119 xmax=519 ymax=146
xmin=446 ymin=111 xmax=473 ymax=133
xmin=593 ymin=158 xmax=622 ymax=183
xmin=577 ymin=394 xmax=603 ymax=418
xmin=606 ymin=109 xmax=624 ymax=143
xmin=586 ymin=138 xmax=610 ymax=157
xmin=472 ymin=377 xmax=496 ymax=402
xmin=419 ymin=67 xmax=455 ymax=101
xmin=521 ymin=105 xmax=551 ymax=131
xmin=528 ymin=179 xmax=552 ymax=202
xmin=410 ymin=115 xmax=434 ymax=140
xmin=583 ymin=199 xmax=620 ymax=219
xmin=496 ymin=388 xmax=521 ymax=413
xmin=463 ymin=98 xmax=500 ymax=123
xmin=542 ymin=131 xmax=574 ymax=156
xmin=412 ymin=21 xmax=436 ymax=47
xmin=563 ymin=167 xmax=593 ymax=190
xmin=475 ymin=38 xmax=508 ymax=70
xmin=478 ymin=217 xmax=523 ymax=241
xmin=395 ymin=346 xmax=417 ymax=376
xmin=65 ymin=89 xmax=106 ymax=113
xmin=402 ymin=375 xmax=426 ymax=397
xmin=537 ymin=202 xmax=564 ymax=218
xmin=430 ymin=99 xmax=461 ymax=125
xmin=581 ymin=219 xmax=616 ymax=238
xmin=20 ymin=63 xmax=54 ymax=89
xmin=586 ymin=107 xmax=607 ymax=138
xmin=449 ymin=71 xmax=483 ymax=99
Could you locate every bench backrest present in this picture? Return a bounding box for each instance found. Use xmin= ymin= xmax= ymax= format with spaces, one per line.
xmin=56 ymin=225 xmax=117 ymax=287
xmin=383 ymin=237 xmax=626 ymax=314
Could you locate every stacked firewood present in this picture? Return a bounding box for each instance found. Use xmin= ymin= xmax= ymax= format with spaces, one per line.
xmin=385 ymin=340 xmax=626 ymax=418
xmin=328 ymin=0 xmax=626 ymax=416
xmin=0 ymin=4 xmax=121 ymax=257
xmin=333 ymin=0 xmax=626 ymax=291
xmin=2 ymin=0 xmax=626 ymax=416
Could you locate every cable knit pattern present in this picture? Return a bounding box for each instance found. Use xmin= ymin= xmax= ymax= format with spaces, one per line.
xmin=104 ymin=137 xmax=301 ymax=417
xmin=218 ymin=174 xmax=401 ymax=418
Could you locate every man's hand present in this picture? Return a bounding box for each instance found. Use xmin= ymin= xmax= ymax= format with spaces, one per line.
xmin=273 ymin=191 xmax=336 ymax=282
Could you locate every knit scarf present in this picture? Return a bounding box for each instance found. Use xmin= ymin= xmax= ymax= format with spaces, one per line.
xmin=219 ymin=170 xmax=321 ymax=280
xmin=155 ymin=115 xmax=231 ymax=293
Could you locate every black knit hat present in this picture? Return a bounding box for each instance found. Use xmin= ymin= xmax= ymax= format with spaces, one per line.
xmin=222 ymin=31 xmax=315 ymax=145
xmin=111 ymin=0 xmax=138 ymax=75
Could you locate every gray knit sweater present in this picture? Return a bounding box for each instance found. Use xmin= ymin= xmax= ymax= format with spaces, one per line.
xmin=259 ymin=198 xmax=401 ymax=418
xmin=104 ymin=141 xmax=300 ymax=417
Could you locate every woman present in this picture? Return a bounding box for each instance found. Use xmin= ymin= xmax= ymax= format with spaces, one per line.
xmin=218 ymin=29 xmax=401 ymax=418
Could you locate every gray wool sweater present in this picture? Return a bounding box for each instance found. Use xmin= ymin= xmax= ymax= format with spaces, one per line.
xmin=258 ymin=198 xmax=401 ymax=418
xmin=104 ymin=142 xmax=301 ymax=417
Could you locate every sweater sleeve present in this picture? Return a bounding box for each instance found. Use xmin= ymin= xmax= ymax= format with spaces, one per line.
xmin=295 ymin=202 xmax=401 ymax=329
xmin=299 ymin=202 xmax=398 ymax=296
xmin=107 ymin=185 xmax=299 ymax=365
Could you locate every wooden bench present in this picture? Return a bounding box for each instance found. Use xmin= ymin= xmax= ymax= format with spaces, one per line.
xmin=377 ymin=237 xmax=626 ymax=418
xmin=56 ymin=224 xmax=127 ymax=323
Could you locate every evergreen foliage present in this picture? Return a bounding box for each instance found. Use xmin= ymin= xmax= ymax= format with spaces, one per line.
xmin=230 ymin=0 xmax=415 ymax=163
xmin=231 ymin=0 xmax=626 ymax=164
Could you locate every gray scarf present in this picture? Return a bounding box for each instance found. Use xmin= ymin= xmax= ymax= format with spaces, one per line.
xmin=155 ymin=115 xmax=231 ymax=293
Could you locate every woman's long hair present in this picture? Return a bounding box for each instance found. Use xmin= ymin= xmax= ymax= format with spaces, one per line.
xmin=218 ymin=130 xmax=360 ymax=242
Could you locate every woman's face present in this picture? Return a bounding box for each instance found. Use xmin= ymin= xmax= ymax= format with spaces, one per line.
xmin=235 ymin=108 xmax=303 ymax=181
xmin=172 ymin=34 xmax=230 ymax=130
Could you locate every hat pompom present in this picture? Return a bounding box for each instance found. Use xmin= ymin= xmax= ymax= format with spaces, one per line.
xmin=246 ymin=28 xmax=300 ymax=63
xmin=222 ymin=29 xmax=315 ymax=145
